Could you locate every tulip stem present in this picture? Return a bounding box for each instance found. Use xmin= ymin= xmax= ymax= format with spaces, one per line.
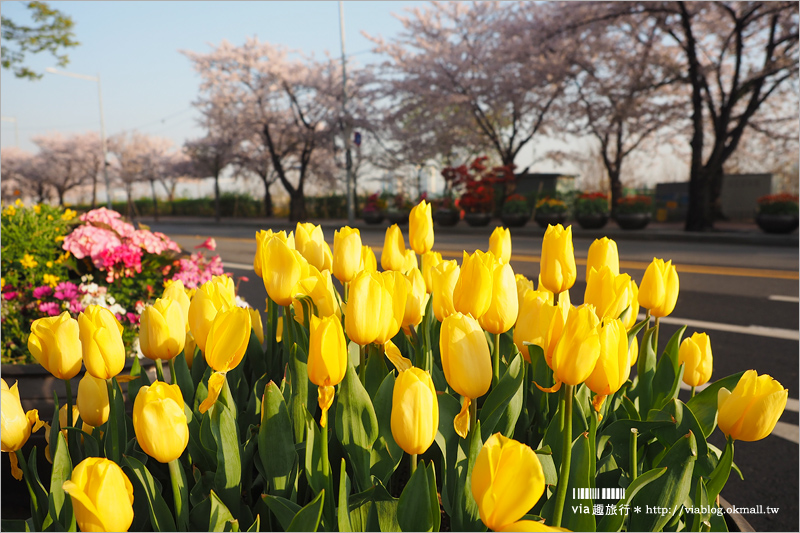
xmin=344 ymin=281 xmax=349 ymax=303
xmin=469 ymin=399 xmax=478 ymax=436
xmin=654 ymin=317 xmax=660 ymax=356
xmin=64 ymin=378 xmax=73 ymax=428
xmin=169 ymin=458 xmax=189 ymax=532
xmin=15 ymin=449 xmax=43 ymax=531
xmin=411 ymin=453 xmax=418 ymax=475
xmin=554 ymin=290 xmax=560 ymax=305
xmin=691 ymin=385 xmax=696 ymax=398
xmin=630 ymin=428 xmax=639 ymax=482
xmin=492 ymin=332 xmax=501 ymax=387
xmin=551 ymin=384 xmax=574 ymax=529
xmin=155 ymin=358 xmax=166 ymax=382
xmin=359 ymin=344 xmax=366 ymax=378
xmin=645 ymin=308 xmax=651 ymax=329
xmin=169 ymin=358 xmax=178 ymax=385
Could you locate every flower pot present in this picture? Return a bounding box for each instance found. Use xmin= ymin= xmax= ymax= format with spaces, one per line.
xmin=362 ymin=210 xmax=384 ymax=225
xmin=755 ymin=213 xmax=798 ymax=234
xmin=534 ymin=212 xmax=567 ymax=229
xmin=500 ymin=212 xmax=530 ymax=228
xmin=614 ymin=212 xmax=651 ymax=230
xmin=385 ymin=210 xmax=409 ymax=226
xmin=575 ymin=213 xmax=609 ymax=230
xmin=464 ymin=212 xmax=492 ymax=227
xmin=434 ymin=209 xmax=460 ymax=227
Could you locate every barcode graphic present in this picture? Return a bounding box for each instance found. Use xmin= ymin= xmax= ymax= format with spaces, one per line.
xmin=572 ymin=488 xmax=626 ymax=500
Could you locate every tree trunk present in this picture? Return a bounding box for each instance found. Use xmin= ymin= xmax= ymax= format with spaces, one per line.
xmin=709 ymin=165 xmax=727 ymax=221
xmin=262 ymin=180 xmax=273 ymax=217
xmin=57 ymin=189 xmax=65 ymax=207
xmin=609 ymin=170 xmax=623 ymax=216
xmin=288 ymin=190 xmax=306 ymax=222
xmin=685 ymin=167 xmax=713 ymax=231
xmin=214 ymin=173 xmax=221 ymax=222
xmin=150 ymin=180 xmax=159 ymax=222
xmin=91 ymin=175 xmax=98 ymax=209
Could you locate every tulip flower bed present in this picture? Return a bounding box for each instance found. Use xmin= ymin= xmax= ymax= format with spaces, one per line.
xmin=2 ymin=199 xmax=789 ymax=532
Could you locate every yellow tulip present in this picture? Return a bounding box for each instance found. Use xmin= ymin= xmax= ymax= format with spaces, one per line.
xmin=628 ymin=334 xmax=639 ymax=367
xmin=381 ymin=224 xmax=407 ymax=271
xmin=204 ymin=306 xmax=252 ymax=373
xmin=76 ymin=374 xmax=109 ymax=428
xmin=248 ymin=307 xmax=264 ymax=345
xmin=586 ymin=237 xmax=619 ymax=277
xmin=550 ymin=304 xmax=600 ymax=387
xmin=402 ymin=268 xmax=428 ymax=330
xmin=184 ymin=331 xmax=197 ymax=369
xmin=333 ymin=226 xmax=362 ymax=283
xmin=540 ymin=224 xmax=576 ymax=295
xmin=471 ymin=433 xmax=545 ymax=531
xmin=188 ymin=275 xmax=236 ymax=352
xmin=515 ymin=273 xmax=536 ymax=304
xmin=162 ymin=280 xmax=191 ymax=331
xmin=440 ymin=313 xmax=492 ymax=400
xmin=77 ymin=305 xmax=125 ymax=380
xmin=293 ymin=265 xmax=342 ymax=324
xmin=638 ymin=258 xmax=679 ymax=318
xmin=513 ymin=290 xmax=553 ymax=360
xmin=28 ymin=311 xmax=82 ymax=380
xmin=585 ymin=319 xmax=630 ymax=399
xmin=489 ymin=226 xmax=512 ymax=264
xmin=346 ymin=271 xmax=388 ymax=345
xmin=308 ymin=315 xmax=348 ymax=427
xmin=584 ymin=267 xmax=633 ymax=322
xmin=1 ymin=379 xmax=43 ymax=453
xmin=132 ymin=382 xmax=189 ymax=463
xmin=718 ymin=370 xmax=788 ymax=442
xmin=296 ymin=222 xmax=333 ymax=272
xmin=261 ymin=236 xmax=308 ymax=306
xmin=543 ymin=298 xmax=571 ymax=368
xmin=431 ymin=260 xmax=460 ymax=322
xmin=375 ymin=270 xmax=408 ymax=344
xmin=254 ymin=229 xmax=294 ymax=278
xmin=402 ymin=249 xmax=418 ymax=272
xmin=421 ymin=251 xmax=443 ymax=293
xmin=391 ymin=368 xmax=439 ymax=455
xmin=409 ymin=200 xmax=434 ymax=254
xmin=63 ymin=457 xmax=134 ymax=532
xmin=479 ymin=258 xmax=519 ymax=335
xmin=139 ymin=298 xmax=186 ymax=361
xmin=622 ymin=279 xmax=640 ymax=330
xmin=453 ymin=250 xmax=493 ymax=319
xmin=360 ymin=244 xmax=377 ymax=273
xmin=678 ymin=332 xmax=713 ymax=387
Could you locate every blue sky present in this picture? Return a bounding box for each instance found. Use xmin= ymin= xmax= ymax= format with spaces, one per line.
xmin=0 ymin=1 xmax=429 ymax=154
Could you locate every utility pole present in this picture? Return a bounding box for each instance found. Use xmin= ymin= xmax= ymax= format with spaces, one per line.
xmin=339 ymin=1 xmax=355 ymax=225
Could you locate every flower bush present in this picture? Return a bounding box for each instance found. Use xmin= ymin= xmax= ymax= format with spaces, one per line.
xmin=535 ymin=195 xmax=569 ymax=214
xmin=575 ymin=191 xmax=610 ymax=215
xmin=501 ymin=193 xmax=530 ymax=215
xmin=443 ymin=156 xmax=514 ymax=214
xmin=756 ymin=193 xmax=799 ymax=215
xmin=615 ymin=194 xmax=653 ymax=215
xmin=2 ymin=208 xmax=789 ymax=533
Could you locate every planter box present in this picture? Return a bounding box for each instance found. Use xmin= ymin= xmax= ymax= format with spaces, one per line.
xmin=464 ymin=212 xmax=492 ymax=227
xmin=614 ymin=212 xmax=651 ymax=230
xmin=433 ymin=209 xmax=460 ymax=227
xmin=575 ymin=213 xmax=609 ymax=229
xmin=500 ymin=212 xmax=530 ymax=228
xmin=384 ymin=210 xmax=409 ymax=226
xmin=362 ymin=210 xmax=384 ymax=225
xmin=534 ymin=212 xmax=567 ymax=228
xmin=755 ymin=213 xmax=798 ymax=234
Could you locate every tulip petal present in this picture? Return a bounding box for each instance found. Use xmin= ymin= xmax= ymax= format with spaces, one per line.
xmin=384 ymin=340 xmax=412 ymax=372
xmin=63 ymin=479 xmax=107 ymax=532
xmin=9 ymin=452 xmax=22 ymax=481
xmin=318 ymin=385 xmax=335 ymax=428
xmin=454 ymin=397 xmax=471 ymax=439
xmin=199 ymin=372 xmax=226 ymax=414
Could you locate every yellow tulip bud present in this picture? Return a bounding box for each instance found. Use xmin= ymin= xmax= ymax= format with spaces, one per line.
xmin=63 ymin=457 xmax=134 ymax=532
xmin=718 ymin=370 xmax=788 ymax=442
xmin=515 ymin=273 xmax=536 ymax=304
xmin=586 ymin=237 xmax=619 ymax=277
xmin=1 ymin=380 xmax=43 ymax=452
xmin=622 ymin=279 xmax=640 ymax=331
xmin=346 ymin=271 xmax=387 ymax=345
xmin=540 ymin=224 xmax=576 ymax=295
xmin=76 ymin=374 xmax=109 ymax=428
xmin=132 ymin=381 xmax=189 ymax=463
xmin=479 ymin=258 xmax=519 ymax=335
xmin=512 ymin=290 xmax=553 ymax=360
xmin=375 ymin=270 xmax=408 ymax=344
xmin=333 ymin=226 xmax=362 ymax=283
xmin=296 ymin=222 xmax=333 ymax=272
xmin=489 ymin=226 xmax=512 ymax=264
xmin=139 ymin=298 xmax=186 ymax=361
xmin=409 ymin=200 xmax=434 ymax=254
xmin=550 ymin=305 xmax=600 ymax=386
xmin=440 ymin=313 xmax=492 ymax=400
xmin=453 ymin=250 xmax=493 ymax=319
xmin=391 ymin=368 xmax=438 ymax=455
xmin=293 ymin=266 xmax=342 ymax=325
xmin=78 ymin=305 xmax=125 ymax=380
xmin=254 ymin=230 xmax=294 ymax=278
xmin=678 ymin=332 xmax=713 ymax=387
xmin=261 ymin=236 xmax=308 ymax=307
xmin=381 ymin=224 xmax=407 ymax=271
xmin=188 ymin=275 xmax=236 ymax=352
xmin=28 ymin=311 xmax=83 ymax=380
xmin=402 ymin=268 xmax=428 ymax=330
xmin=431 ymin=259 xmax=460 ymax=321
xmin=162 ymin=280 xmax=191 ymax=331
xmin=248 ymin=308 xmax=264 ymax=345
xmin=584 ymin=267 xmax=633 ymax=321
xmin=421 ymin=251 xmax=443 ymax=293
xmin=638 ymin=258 xmax=679 ymax=318
xmin=204 ymin=306 xmax=252 ymax=373
xmin=309 ymin=314 xmax=348 ymax=428
xmin=360 ymin=244 xmax=377 ymax=273
xmin=471 ymin=433 xmax=545 ymax=531
xmin=585 ymin=319 xmax=630 ymax=397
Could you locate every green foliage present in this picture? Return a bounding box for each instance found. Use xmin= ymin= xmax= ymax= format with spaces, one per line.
xmin=574 ymin=192 xmax=610 ymax=215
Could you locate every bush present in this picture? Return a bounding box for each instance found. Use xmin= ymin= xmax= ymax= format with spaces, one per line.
xmin=757 ymin=193 xmax=799 ymax=215
xmin=574 ymin=192 xmax=610 ymax=215
xmin=615 ymin=194 xmax=653 ymax=215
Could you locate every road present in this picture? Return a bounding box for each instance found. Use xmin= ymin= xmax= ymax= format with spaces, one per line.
xmin=153 ymin=220 xmax=799 ymax=532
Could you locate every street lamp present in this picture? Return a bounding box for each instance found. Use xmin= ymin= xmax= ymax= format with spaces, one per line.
xmin=45 ymin=67 xmax=112 ymax=208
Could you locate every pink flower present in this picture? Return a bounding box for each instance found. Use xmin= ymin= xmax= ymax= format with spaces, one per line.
xmin=195 ymin=237 xmax=217 ymax=251
xmin=39 ymin=301 xmax=61 ymax=316
xmin=54 ymin=282 xmax=79 ymax=300
xmin=67 ymin=300 xmax=83 ymax=313
xmin=3 ymin=291 xmax=17 ymax=301
xmin=33 ymin=285 xmax=53 ymax=299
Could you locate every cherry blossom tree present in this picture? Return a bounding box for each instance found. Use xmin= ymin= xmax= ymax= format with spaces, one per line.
xmin=108 ymin=131 xmax=171 ymax=221
xmin=30 ymin=131 xmax=103 ymax=206
xmin=0 ymin=146 xmax=38 ymax=201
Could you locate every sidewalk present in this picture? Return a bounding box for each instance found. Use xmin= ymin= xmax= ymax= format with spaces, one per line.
xmin=139 ymin=215 xmax=799 ymax=248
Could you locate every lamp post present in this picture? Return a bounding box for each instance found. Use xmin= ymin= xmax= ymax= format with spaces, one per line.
xmin=45 ymin=67 xmax=112 ymax=208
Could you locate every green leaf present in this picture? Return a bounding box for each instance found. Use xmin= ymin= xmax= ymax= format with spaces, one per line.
xmin=127 ymin=357 xmax=148 ymax=409
xmin=364 ymin=344 xmax=389 ymax=400
xmin=452 ymin=421 xmax=483 ymax=532
xmin=534 ymin=447 xmax=558 ymax=487
xmin=259 ymin=380 xmax=298 ymax=498
xmin=686 ymin=372 xmax=744 ymax=437
xmin=246 ymin=515 xmax=260 ymax=532
xmin=0 ymin=519 xmax=31 ymax=532
xmin=211 ymin=378 xmax=242 ymax=517
xmin=338 ymin=458 xmax=353 ymax=532
xmin=346 ymin=480 xmax=399 ymax=533
xmin=601 ymin=419 xmax=671 ymax=476
xmin=627 ymin=316 xmax=649 ymax=346
xmin=173 ymin=350 xmax=195 ymax=407
xmin=189 ymin=490 xmax=235 ymax=532
xmin=104 ymin=378 xmax=126 ymax=465
xmin=541 ymin=432 xmax=595 ymax=532
xmin=123 ymin=455 xmax=178 ymax=532
xmin=288 ymin=343 xmax=313 ymax=444
xmin=433 ymin=392 xmax=462 ymax=516
xmin=398 ymin=461 xmax=438 ymax=532
xmin=369 ymin=372 xmax=403 ymax=484
xmin=287 ymin=490 xmax=325 ymax=532
xmin=597 ymin=466 xmax=668 ymax=532
xmin=690 ymin=477 xmax=711 ymax=532
xmin=634 ymin=326 xmax=657 ymax=413
xmin=45 ymin=432 xmax=75 ymax=531
xmin=262 ymin=495 xmax=302 ymax=531
xmin=706 ymin=438 xmax=733 ymax=503
xmin=479 ymin=352 xmax=523 ymax=441
xmin=334 ymin=362 xmax=379 ymax=492
xmin=649 ymin=399 xmax=709 ymax=459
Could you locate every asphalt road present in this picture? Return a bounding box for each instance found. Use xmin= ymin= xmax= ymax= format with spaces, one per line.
xmin=155 ymin=220 xmax=799 ymax=532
